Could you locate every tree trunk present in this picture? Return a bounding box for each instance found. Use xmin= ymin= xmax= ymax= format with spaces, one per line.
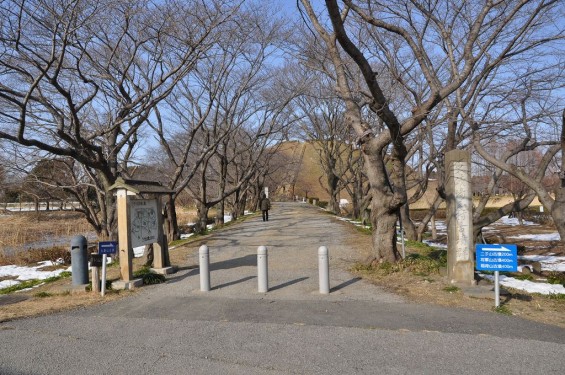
xmin=143 ymin=243 xmax=154 ymax=267
xmin=327 ymin=171 xmax=341 ymax=214
xmin=555 ymin=108 xmax=565 ymax=241
xmin=196 ymin=202 xmax=209 ymax=235
xmin=552 ymin=187 xmax=565 ymax=240
xmin=364 ymin=153 xmax=402 ymax=264
xmin=368 ymin=196 xmax=401 ymax=265
xmin=431 ymin=214 xmax=437 ymax=240
xmin=216 ymin=153 xmax=227 ymax=226
xmin=399 ymin=203 xmax=416 ymax=241
xmin=416 ymin=193 xmax=443 ymax=241
xmin=165 ymin=195 xmax=180 ymax=241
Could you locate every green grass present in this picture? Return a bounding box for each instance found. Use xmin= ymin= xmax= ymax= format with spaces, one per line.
xmin=443 ymin=286 xmax=460 ymax=293
xmin=0 ymin=270 xmax=71 ymax=295
xmin=34 ymin=291 xmax=53 ymax=298
xmin=512 ymin=273 xmax=534 ymax=281
xmin=546 ymin=272 xmax=565 ymax=286
xmin=355 ymin=226 xmax=372 ymax=235
xmin=547 ymin=293 xmax=565 ymax=300
xmin=405 ymin=240 xmax=433 ymax=250
xmin=0 ymin=279 xmax=44 ymax=294
xmin=493 ymin=305 xmax=512 ymax=315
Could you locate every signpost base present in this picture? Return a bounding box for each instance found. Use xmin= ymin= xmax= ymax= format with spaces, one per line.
xmin=150 ymin=266 xmax=175 ymax=275
xmin=112 ymin=279 xmax=143 ymax=290
xmin=476 ymin=244 xmax=517 ymax=309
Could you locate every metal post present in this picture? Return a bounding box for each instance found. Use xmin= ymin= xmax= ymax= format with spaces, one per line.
xmin=257 ymin=246 xmax=268 ymax=293
xmin=494 ymin=271 xmax=500 ymax=307
xmin=70 ymin=235 xmax=88 ymax=285
xmin=101 ymin=254 xmax=107 ymax=297
xmin=199 ymin=245 xmax=210 ymax=292
xmin=318 ymin=246 xmax=330 ymax=294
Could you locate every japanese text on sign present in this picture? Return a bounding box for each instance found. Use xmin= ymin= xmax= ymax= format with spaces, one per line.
xmin=475 ymin=244 xmax=518 ymax=272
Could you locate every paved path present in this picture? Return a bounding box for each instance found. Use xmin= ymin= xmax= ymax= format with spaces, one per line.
xmin=1 ymin=202 xmax=564 ymax=374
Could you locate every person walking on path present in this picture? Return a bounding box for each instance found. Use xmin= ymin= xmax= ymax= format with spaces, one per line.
xmin=260 ymin=194 xmax=271 ymax=221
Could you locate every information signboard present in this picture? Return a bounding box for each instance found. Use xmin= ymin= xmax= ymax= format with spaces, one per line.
xmin=129 ymin=199 xmax=159 ymax=248
xmin=476 ymin=244 xmax=518 ymax=272
xmin=98 ymin=241 xmax=118 ymax=255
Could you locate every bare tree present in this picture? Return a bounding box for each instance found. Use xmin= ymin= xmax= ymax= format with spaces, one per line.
xmin=299 ymin=0 xmax=563 ymax=264
xmin=0 ymin=0 xmax=238 ymax=238
xmin=148 ymin=3 xmax=295 ymax=236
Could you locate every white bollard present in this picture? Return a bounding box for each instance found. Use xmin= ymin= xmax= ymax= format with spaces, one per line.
xmin=101 ymin=254 xmax=107 ymax=297
xmin=199 ymin=245 xmax=210 ymax=292
xmin=257 ymin=246 xmax=268 ymax=293
xmin=318 ymin=246 xmax=330 ymax=294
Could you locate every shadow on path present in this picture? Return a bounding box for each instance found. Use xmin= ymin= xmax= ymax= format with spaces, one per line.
xmin=213 ymin=276 xmax=256 ymax=290
xmin=270 ymin=277 xmax=309 ymax=292
xmin=331 ymin=277 xmax=362 ymax=293
xmin=210 ymin=254 xmax=256 ymax=271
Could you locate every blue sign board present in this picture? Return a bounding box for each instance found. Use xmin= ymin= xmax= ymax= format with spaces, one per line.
xmin=476 ymin=244 xmax=518 ymax=272
xmin=98 ymin=241 xmax=118 ymax=255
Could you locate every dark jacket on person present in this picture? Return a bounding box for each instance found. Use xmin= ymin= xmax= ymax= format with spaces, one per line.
xmin=260 ymin=197 xmax=271 ymax=211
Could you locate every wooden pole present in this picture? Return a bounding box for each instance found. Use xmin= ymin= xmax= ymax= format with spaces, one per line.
xmin=117 ymin=189 xmax=132 ymax=282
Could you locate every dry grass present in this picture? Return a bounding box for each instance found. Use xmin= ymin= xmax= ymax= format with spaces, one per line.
xmin=0 ymin=211 xmax=91 ymax=248
xmin=0 ymin=211 xmax=92 ymax=266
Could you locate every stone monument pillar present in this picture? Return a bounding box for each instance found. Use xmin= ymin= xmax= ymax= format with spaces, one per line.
xmin=445 ymin=150 xmax=475 ymax=285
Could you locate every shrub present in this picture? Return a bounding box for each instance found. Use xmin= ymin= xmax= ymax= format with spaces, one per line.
xmin=133 ymin=266 xmax=166 ymax=285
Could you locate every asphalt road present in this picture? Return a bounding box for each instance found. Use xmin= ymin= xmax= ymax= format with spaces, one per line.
xmin=1 ymin=202 xmax=564 ymax=374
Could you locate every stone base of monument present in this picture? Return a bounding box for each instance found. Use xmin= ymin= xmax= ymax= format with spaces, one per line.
xmin=112 ymin=279 xmax=143 ymax=290
xmin=460 ymin=285 xmax=510 ymax=299
xmin=150 ymin=266 xmax=175 ymax=275
xmin=70 ymin=284 xmax=89 ymax=294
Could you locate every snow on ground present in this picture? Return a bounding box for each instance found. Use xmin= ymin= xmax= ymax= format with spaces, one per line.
xmin=479 ymin=273 xmax=565 ymax=295
xmin=509 ymin=232 xmax=561 ymax=242
xmin=0 ymin=261 xmax=69 ymax=290
xmin=421 ymin=238 xmax=565 ymax=294
xmin=519 ymin=254 xmax=565 ymax=272
xmin=493 ymin=216 xmax=538 ymax=226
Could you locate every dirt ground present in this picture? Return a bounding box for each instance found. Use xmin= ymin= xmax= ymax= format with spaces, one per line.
xmin=1 ymin=213 xmax=564 ymax=329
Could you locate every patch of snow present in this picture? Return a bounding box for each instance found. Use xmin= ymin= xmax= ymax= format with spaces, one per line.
xmin=495 ymin=216 xmax=538 ymax=226
xmin=422 ymin=240 xmax=447 ymax=249
xmin=0 ymin=279 xmax=20 ymax=289
xmin=519 ymin=255 xmax=565 ymax=272
xmin=0 ymin=260 xmax=68 ymax=290
xmin=509 ymin=233 xmax=561 ymax=242
xmin=337 ymin=217 xmax=369 ymax=228
xmin=480 ymin=273 xmax=565 ymax=295
xmin=180 ymin=233 xmax=194 ymax=240
xmin=133 ymin=246 xmax=145 ymax=258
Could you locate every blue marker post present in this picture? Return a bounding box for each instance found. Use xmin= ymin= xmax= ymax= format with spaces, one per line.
xmin=476 ymin=244 xmax=518 ymax=307
xmin=98 ymin=241 xmax=118 ymax=296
